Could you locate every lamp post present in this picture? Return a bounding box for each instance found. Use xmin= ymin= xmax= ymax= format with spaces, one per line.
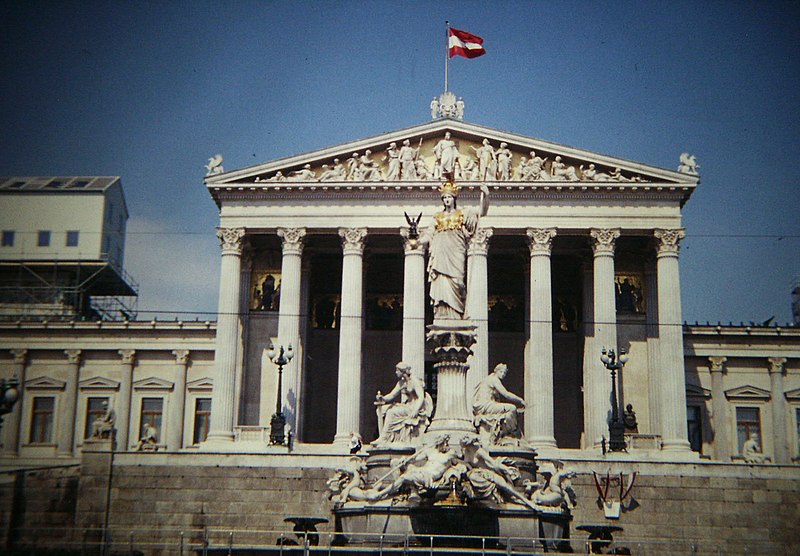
xmin=266 ymin=343 xmax=293 ymax=445
xmin=0 ymin=377 xmax=20 ymax=433
xmin=600 ymin=348 xmax=628 ymax=452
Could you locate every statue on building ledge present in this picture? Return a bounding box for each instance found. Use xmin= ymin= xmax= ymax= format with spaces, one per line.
xmin=742 ymin=433 xmax=768 ymax=464
xmin=90 ymin=400 xmax=116 ymax=439
xmin=472 ymin=363 xmax=527 ymax=446
xmin=374 ymin=361 xmax=433 ymax=446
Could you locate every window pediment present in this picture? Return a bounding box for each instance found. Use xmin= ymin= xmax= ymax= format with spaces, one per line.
xmin=724 ymin=385 xmax=771 ymax=401
xmin=25 ymin=376 xmax=66 ymax=391
xmin=79 ymin=376 xmax=120 ymax=391
xmin=133 ymin=376 xmax=174 ymax=391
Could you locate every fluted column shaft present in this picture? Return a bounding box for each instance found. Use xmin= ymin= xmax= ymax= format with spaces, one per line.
xmin=654 ymin=229 xmax=690 ymax=451
xmin=3 ymin=349 xmax=27 ymax=454
xmin=334 ymin=228 xmax=367 ymax=445
xmin=768 ymin=357 xmax=788 ymax=463
xmin=708 ymin=356 xmax=729 ymax=461
xmin=466 ymin=227 xmax=493 ymax=395
xmin=58 ymin=350 xmax=81 ymax=457
xmin=168 ymin=350 xmax=190 ymax=450
xmin=273 ymin=228 xmax=306 ymax=432
xmin=526 ymin=228 xmax=557 ymax=448
xmin=584 ymin=229 xmax=620 ymax=448
xmin=207 ymin=227 xmax=245 ymax=443
xmin=401 ymin=229 xmax=427 ymax=379
xmin=116 ymin=349 xmax=136 ymax=450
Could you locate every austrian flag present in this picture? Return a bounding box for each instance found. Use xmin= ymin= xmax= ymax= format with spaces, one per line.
xmin=448 ymin=27 xmax=486 ymax=59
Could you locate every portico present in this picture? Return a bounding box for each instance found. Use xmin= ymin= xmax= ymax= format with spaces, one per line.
xmin=204 ymin=118 xmax=698 ymax=454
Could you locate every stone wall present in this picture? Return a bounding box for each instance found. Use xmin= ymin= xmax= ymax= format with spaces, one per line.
xmin=0 ymin=464 xmax=80 ymax=551
xmin=5 ymin=450 xmax=800 ymax=555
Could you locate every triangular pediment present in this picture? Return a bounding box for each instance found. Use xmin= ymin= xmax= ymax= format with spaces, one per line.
xmin=784 ymin=388 xmax=800 ymax=401
xmin=187 ymin=377 xmax=213 ymax=392
xmin=724 ymin=385 xmax=771 ymax=401
xmin=25 ymin=376 xmax=66 ymax=390
xmin=206 ymin=119 xmax=699 ymax=195
xmin=686 ymin=383 xmax=711 ymax=399
xmin=133 ymin=376 xmax=174 ymax=391
xmin=79 ymin=376 xmax=120 ymax=391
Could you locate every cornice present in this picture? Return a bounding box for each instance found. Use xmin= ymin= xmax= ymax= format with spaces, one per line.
xmin=209 ymin=180 xmax=694 ymax=207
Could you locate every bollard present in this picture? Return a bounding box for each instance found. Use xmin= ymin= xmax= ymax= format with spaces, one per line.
xmin=179 ymin=531 xmax=184 ymax=556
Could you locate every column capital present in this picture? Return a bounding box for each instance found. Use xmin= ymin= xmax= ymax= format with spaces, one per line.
xmin=339 ymin=227 xmax=367 ymax=255
xmin=526 ymin=227 xmax=556 ymax=256
xmin=64 ymin=349 xmax=82 ymax=365
xmin=118 ymin=349 xmax=136 ymax=365
xmin=277 ymin=227 xmax=306 ymax=256
xmin=768 ymin=357 xmax=787 ymax=375
xmin=654 ymin=228 xmax=686 ymax=257
xmin=590 ymin=228 xmax=620 ymax=256
xmin=216 ymin=227 xmax=246 ymax=255
xmin=172 ymin=349 xmax=191 ymax=365
xmin=400 ymin=227 xmax=426 ymax=254
xmin=468 ymin=227 xmax=494 ymax=256
xmin=10 ymin=349 xmax=28 ymax=365
xmin=708 ymin=356 xmax=727 ymax=373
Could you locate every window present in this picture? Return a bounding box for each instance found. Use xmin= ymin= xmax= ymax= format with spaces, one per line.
xmin=193 ymin=398 xmax=211 ymax=444
xmin=84 ymin=397 xmax=108 ymax=439
xmin=1 ymin=230 xmax=13 ymax=247
xmin=37 ymin=230 xmax=50 ymax=247
xmin=796 ymin=408 xmax=800 ymax=458
xmin=687 ymin=405 xmax=703 ymax=453
xmin=736 ymin=407 xmax=761 ymax=454
xmin=139 ymin=398 xmax=163 ymax=443
xmin=30 ymin=397 xmax=55 ymax=443
xmin=66 ymin=230 xmax=79 ymax=247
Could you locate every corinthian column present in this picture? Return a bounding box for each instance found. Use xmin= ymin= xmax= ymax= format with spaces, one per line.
xmin=768 ymin=357 xmax=788 ymax=463
xmin=708 ymin=356 xmax=730 ymax=461
xmin=526 ymin=227 xmax=557 ymax=448
xmin=116 ymin=349 xmax=136 ymax=451
xmin=271 ymin=228 xmax=306 ymax=433
xmin=3 ymin=349 xmax=27 ymax=454
xmin=654 ymin=228 xmax=691 ymax=452
xmin=207 ymin=227 xmax=245 ymax=444
xmin=401 ymin=228 xmax=426 ymax=379
xmin=584 ymin=228 xmax=620 ymax=448
xmin=334 ymin=228 xmax=367 ymax=445
xmin=466 ymin=227 xmax=493 ymax=395
xmin=168 ymin=350 xmax=190 ymax=450
xmin=58 ymin=349 xmax=81 ymax=457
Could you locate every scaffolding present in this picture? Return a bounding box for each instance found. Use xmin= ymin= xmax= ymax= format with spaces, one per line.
xmin=0 ymin=258 xmax=138 ymax=321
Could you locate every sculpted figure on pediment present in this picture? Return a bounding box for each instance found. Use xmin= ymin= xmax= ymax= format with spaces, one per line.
xmin=359 ymin=150 xmax=383 ymax=181
xmin=471 ymin=138 xmax=497 ymax=181
xmin=318 ymin=164 xmax=338 ymax=182
xmin=513 ymin=157 xmax=528 ymax=180
xmin=580 ymin=163 xmax=611 ymax=181
xmin=267 ymin=171 xmax=286 ymax=182
xmin=346 ymin=153 xmax=362 ymax=180
xmin=523 ymin=151 xmax=549 ymax=181
xmin=456 ymin=97 xmax=465 ymax=120
xmin=399 ymin=139 xmax=419 ymax=180
xmin=288 ymin=164 xmax=316 ymax=181
xmin=433 ymin=132 xmax=460 ymax=177
xmin=609 ymin=167 xmax=630 ymax=182
xmin=430 ymin=97 xmax=439 ymax=119
xmin=460 ymin=156 xmax=480 ymax=180
xmin=496 ymin=142 xmax=512 ymax=180
xmin=550 ymin=156 xmax=579 ymax=181
xmin=415 ymin=158 xmax=432 ymax=180
xmin=385 ymin=142 xmax=401 ymax=180
xmin=331 ymin=158 xmax=347 ymax=180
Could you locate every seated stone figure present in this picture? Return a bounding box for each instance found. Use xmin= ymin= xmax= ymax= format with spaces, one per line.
xmin=91 ymin=401 xmax=115 ymax=439
xmin=459 ymin=435 xmax=535 ymax=509
xmin=742 ymin=434 xmax=768 ymax=464
xmin=472 ymin=363 xmax=526 ymax=445
xmin=524 ymin=460 xmax=577 ymax=511
xmin=136 ymin=422 xmax=158 ymax=451
xmin=374 ymin=362 xmax=433 ymax=445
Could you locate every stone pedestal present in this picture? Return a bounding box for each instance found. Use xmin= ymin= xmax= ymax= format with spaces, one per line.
xmin=425 ymin=323 xmax=477 ymax=439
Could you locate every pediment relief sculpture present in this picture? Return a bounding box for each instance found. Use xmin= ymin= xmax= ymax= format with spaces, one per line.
xmin=246 ymin=132 xmax=665 ymax=185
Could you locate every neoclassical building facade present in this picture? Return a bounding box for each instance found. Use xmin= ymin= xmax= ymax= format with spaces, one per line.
xmin=1 ymin=120 xmax=798 ymax=466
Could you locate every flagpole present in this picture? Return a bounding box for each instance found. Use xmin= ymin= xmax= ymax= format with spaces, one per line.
xmin=444 ymin=21 xmax=450 ymax=93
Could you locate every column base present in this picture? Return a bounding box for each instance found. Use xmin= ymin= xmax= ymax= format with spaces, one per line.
xmin=661 ymin=438 xmax=693 ymax=452
xmin=529 ymin=436 xmax=558 ymax=452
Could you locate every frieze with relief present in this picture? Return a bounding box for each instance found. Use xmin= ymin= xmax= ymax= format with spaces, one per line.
xmin=242 ymin=131 xmax=674 ymax=185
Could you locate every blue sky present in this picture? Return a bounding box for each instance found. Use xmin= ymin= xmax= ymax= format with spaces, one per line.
xmin=1 ymin=0 xmax=798 ymax=323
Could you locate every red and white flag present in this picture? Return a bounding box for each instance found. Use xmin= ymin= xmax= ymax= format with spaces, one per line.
xmin=448 ymin=27 xmax=485 ymax=59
